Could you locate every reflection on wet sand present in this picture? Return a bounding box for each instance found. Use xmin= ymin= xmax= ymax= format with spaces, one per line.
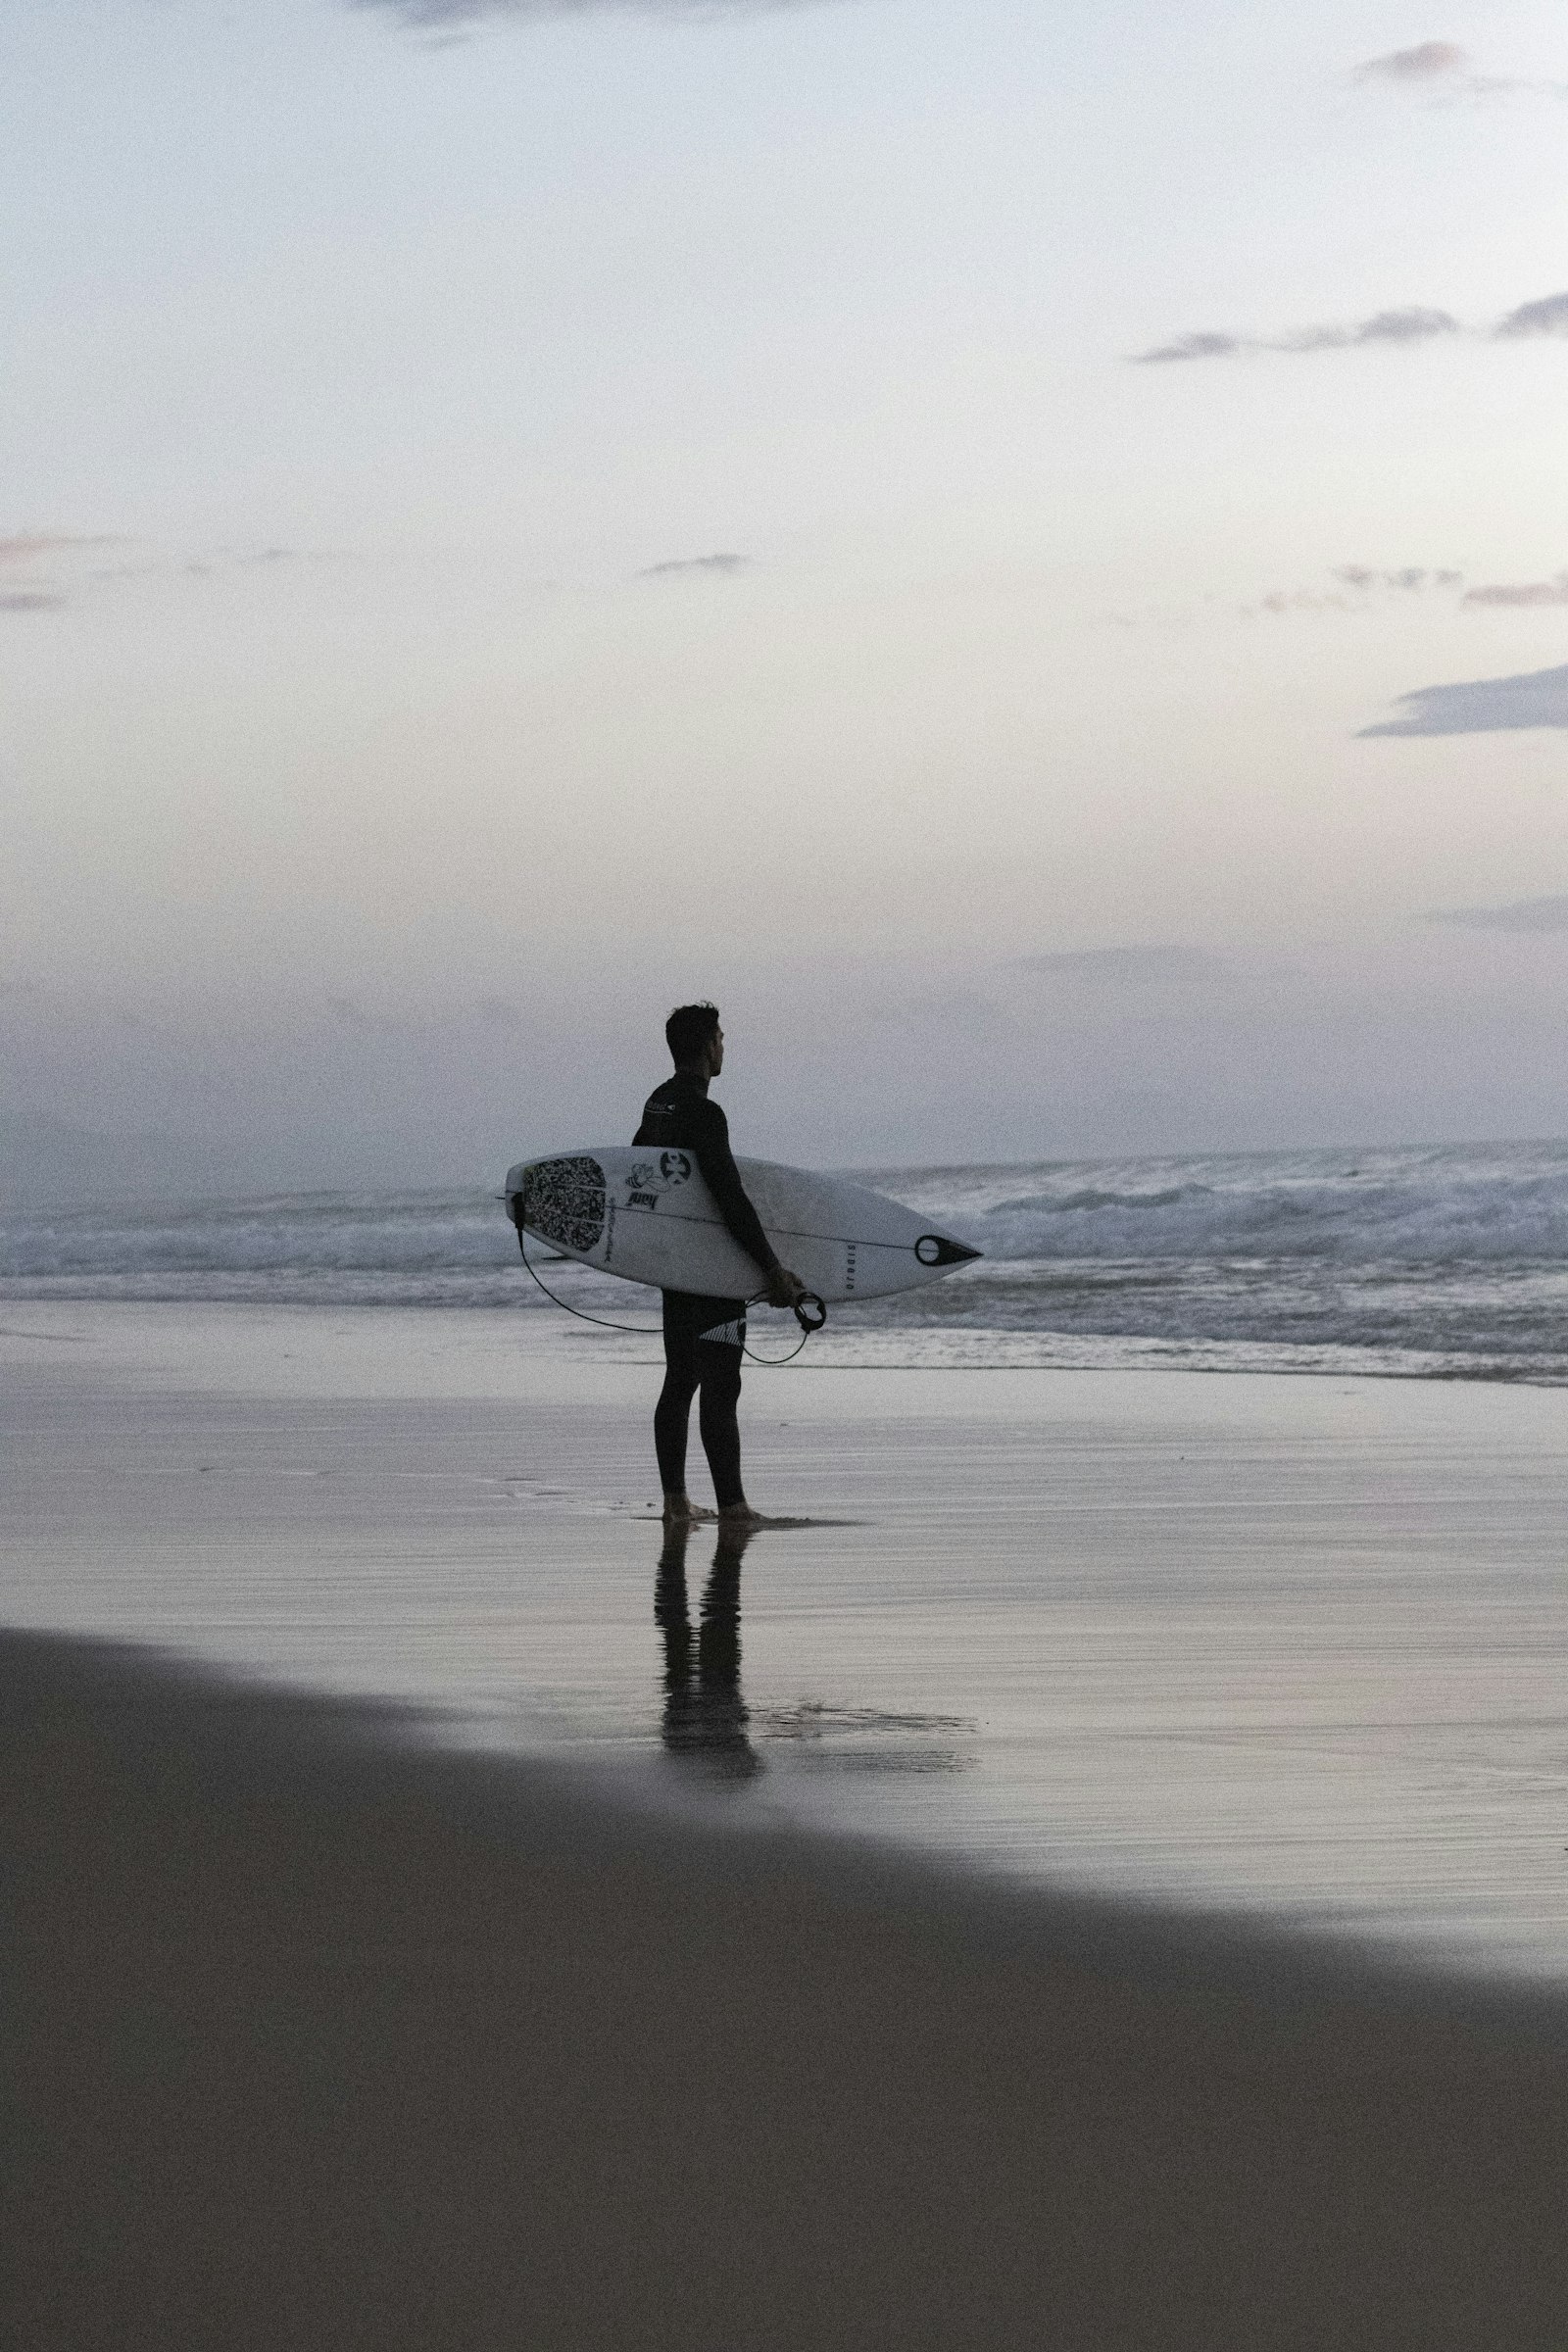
xmin=654 ymin=1525 xmax=977 ymax=1785
xmin=655 ymin=1522 xmax=762 ymax=1781
xmin=757 ymin=1698 xmax=976 ymax=1777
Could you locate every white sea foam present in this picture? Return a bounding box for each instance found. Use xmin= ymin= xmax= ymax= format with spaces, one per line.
xmin=5 ymin=1142 xmax=1568 ymax=1379
xmin=892 ymin=1141 xmax=1568 ymax=1265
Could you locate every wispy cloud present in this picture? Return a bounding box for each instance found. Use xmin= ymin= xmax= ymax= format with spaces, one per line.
xmin=1240 ymin=565 xmax=1463 ymax=617
xmin=1336 ymin=564 xmax=1462 ymax=592
xmin=1464 ymin=572 xmax=1568 ymax=608
xmin=1348 ymin=41 xmax=1568 ymax=100
xmin=0 ymin=589 xmax=67 ymax=614
xmin=182 ymin=547 xmax=309 ymax=580
xmin=1132 ymin=288 xmax=1568 ymax=364
xmin=1272 ymin=308 xmax=1460 ymax=354
xmin=1359 ymin=662 xmax=1568 ymax=737
xmin=323 ymin=991 xmax=374 ymax=1028
xmin=0 ymin=533 xmax=332 ymax=613
xmin=1352 ymin=40 xmax=1468 ymax=83
xmin=1133 ymin=331 xmax=1242 ymax=366
xmin=637 ymin=552 xmax=751 ymax=580
xmin=1248 ymin=588 xmax=1356 ymax=616
xmin=1016 ymin=946 xmax=1225 ymax=984
xmin=354 ymin=0 xmax=816 ymax=27
xmin=1 ymin=528 xmax=135 ymax=612
xmin=1428 ymin=895 xmax=1568 ymax=931
xmin=1121 ymin=564 xmax=1568 ymax=629
xmin=0 ymin=532 xmax=122 ymax=566
xmin=1131 ymin=307 xmax=1458 ymax=364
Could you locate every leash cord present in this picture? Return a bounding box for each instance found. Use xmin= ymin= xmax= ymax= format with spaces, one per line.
xmin=509 ymin=1194 xmax=818 ymax=1365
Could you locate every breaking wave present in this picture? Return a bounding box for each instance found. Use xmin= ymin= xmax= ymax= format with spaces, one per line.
xmin=5 ymin=1141 xmax=1568 ymax=1379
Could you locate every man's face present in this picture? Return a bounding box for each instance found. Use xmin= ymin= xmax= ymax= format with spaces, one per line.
xmin=708 ymin=1024 xmax=725 ymax=1075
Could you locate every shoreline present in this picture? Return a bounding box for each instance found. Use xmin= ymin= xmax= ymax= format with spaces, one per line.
xmin=11 ymin=1627 xmax=1568 ymax=2349
xmin=4 ymin=1289 xmax=1567 ymax=1388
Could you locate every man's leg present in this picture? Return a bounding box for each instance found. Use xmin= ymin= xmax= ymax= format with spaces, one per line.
xmin=655 ymin=1296 xmax=704 ymax=1519
xmin=695 ymin=1324 xmax=748 ymax=1516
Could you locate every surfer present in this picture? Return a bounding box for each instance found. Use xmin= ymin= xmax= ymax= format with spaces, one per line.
xmin=635 ymin=1004 xmax=806 ymax=1526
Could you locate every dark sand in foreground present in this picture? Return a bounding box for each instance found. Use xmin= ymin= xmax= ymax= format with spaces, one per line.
xmin=7 ymin=1632 xmax=1568 ymax=2350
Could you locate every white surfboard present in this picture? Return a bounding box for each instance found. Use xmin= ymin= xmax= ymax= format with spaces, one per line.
xmin=505 ymin=1148 xmax=980 ymax=1305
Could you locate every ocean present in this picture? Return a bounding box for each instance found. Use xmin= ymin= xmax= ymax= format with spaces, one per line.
xmin=6 ymin=1138 xmax=1568 ymax=1382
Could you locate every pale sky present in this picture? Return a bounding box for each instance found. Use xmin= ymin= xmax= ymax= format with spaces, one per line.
xmin=5 ymin=0 xmax=1568 ymax=1184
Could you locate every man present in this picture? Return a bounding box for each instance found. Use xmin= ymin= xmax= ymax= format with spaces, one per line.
xmin=635 ymin=1004 xmax=805 ymax=1526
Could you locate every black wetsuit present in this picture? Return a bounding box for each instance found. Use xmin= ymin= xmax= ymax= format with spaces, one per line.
xmin=634 ymin=1070 xmax=779 ymax=1509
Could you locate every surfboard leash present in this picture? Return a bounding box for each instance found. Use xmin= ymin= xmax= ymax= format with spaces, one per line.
xmin=508 ymin=1193 xmax=824 ymax=1365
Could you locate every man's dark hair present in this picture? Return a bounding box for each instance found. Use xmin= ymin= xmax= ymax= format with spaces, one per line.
xmin=665 ymin=1002 xmax=720 ymax=1065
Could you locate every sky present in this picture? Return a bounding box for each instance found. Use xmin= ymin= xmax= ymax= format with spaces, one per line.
xmin=4 ymin=0 xmax=1568 ymax=1188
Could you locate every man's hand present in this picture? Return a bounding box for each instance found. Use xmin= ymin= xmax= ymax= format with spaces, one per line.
xmin=763 ymin=1264 xmax=808 ymax=1310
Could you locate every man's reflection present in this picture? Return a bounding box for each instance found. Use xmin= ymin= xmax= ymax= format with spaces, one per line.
xmin=655 ymin=1521 xmax=762 ymax=1780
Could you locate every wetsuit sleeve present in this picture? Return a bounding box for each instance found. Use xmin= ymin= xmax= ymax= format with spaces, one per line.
xmin=692 ymin=1102 xmax=780 ymax=1276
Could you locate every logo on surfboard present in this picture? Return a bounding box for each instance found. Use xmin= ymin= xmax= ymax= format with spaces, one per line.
xmin=627 ymin=1152 xmax=692 ymax=1194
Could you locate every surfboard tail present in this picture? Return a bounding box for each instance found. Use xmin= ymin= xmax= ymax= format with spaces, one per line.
xmin=914 ymin=1234 xmax=983 ymax=1268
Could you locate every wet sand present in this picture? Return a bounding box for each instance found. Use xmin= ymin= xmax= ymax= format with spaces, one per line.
xmin=8 ymin=1625 xmax=1568 ymax=2351
xmin=7 ymin=1302 xmax=1568 ymax=1973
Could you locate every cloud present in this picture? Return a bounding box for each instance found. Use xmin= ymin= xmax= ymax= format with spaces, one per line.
xmin=1349 ymin=308 xmax=1459 ymax=346
xmin=174 ymin=547 xmax=312 ymax=582
xmin=1463 ymin=573 xmax=1568 ymax=608
xmin=1335 ymin=565 xmax=1462 ymax=592
xmin=637 ymin=552 xmax=751 ymax=579
xmin=1429 ymin=895 xmax=1568 ymax=931
xmin=1359 ymin=662 xmax=1568 ymax=737
xmin=1250 ymin=588 xmax=1353 ymax=615
xmin=323 ymin=991 xmax=375 ymax=1028
xmin=0 ymin=532 xmax=120 ymax=565
xmin=1129 ymin=564 xmax=1566 ymax=628
xmin=1131 ymin=289 xmax=1568 ymax=365
xmin=185 ymin=545 xmax=313 ymax=574
xmin=1240 ymin=565 xmax=1463 ymax=617
xmin=1132 ymin=331 xmax=1242 ymax=367
xmin=1349 ymin=41 xmax=1568 ymax=101
xmin=0 ymin=537 xmax=334 ymax=612
xmin=355 ymin=0 xmax=813 ymax=26
xmin=1495 ymin=290 xmax=1568 ymax=338
xmin=1130 ymin=307 xmax=1457 ymax=364
xmin=1016 ymin=947 xmax=1225 ymax=984
xmin=1352 ymin=41 xmax=1469 ymax=83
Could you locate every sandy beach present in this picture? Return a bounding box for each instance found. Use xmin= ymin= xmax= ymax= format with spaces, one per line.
xmin=7 ymin=1301 xmax=1568 ymax=2345
xmin=8 ymin=1302 xmax=1568 ymax=1970
xmin=10 ymin=1624 xmax=1568 ymax=2351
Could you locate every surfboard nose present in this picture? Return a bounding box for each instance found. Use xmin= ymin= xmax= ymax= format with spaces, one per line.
xmin=914 ymin=1233 xmax=983 ymax=1267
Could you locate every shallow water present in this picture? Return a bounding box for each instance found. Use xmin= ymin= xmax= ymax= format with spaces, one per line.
xmin=10 ymin=1138 xmax=1568 ymax=1379
xmin=5 ymin=1302 xmax=1568 ymax=1980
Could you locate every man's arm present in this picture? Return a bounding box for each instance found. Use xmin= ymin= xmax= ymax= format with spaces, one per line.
xmin=690 ymin=1101 xmax=781 ymax=1278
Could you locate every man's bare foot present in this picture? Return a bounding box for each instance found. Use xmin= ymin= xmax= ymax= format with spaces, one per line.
xmin=662 ymin=1495 xmax=715 ymax=1523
